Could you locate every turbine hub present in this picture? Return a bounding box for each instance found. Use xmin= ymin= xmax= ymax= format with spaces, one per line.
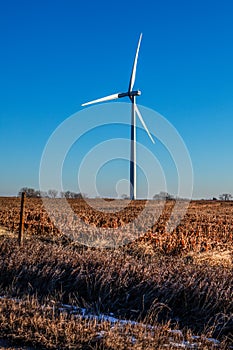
xmin=130 ymin=90 xmax=141 ymax=97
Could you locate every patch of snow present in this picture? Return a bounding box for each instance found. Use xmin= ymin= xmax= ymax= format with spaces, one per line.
xmin=206 ymin=337 xmax=220 ymax=345
xmin=167 ymin=341 xmax=198 ymax=348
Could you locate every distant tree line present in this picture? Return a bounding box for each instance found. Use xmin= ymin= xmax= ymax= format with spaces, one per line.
xmin=60 ymin=191 xmax=85 ymax=199
xmin=18 ymin=188 xmax=233 ymax=201
xmin=18 ymin=187 xmax=86 ymax=199
xmin=153 ymin=192 xmax=233 ymax=201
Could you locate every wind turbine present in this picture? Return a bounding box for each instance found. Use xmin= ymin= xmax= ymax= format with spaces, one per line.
xmin=82 ymin=33 xmax=155 ymax=200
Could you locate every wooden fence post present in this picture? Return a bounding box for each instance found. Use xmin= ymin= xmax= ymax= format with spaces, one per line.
xmin=18 ymin=192 xmax=26 ymax=246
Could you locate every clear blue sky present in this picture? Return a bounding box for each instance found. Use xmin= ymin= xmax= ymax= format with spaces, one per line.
xmin=1 ymin=0 xmax=233 ymax=198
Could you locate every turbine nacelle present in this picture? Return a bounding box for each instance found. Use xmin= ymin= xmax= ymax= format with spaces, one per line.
xmin=118 ymin=90 xmax=141 ymax=99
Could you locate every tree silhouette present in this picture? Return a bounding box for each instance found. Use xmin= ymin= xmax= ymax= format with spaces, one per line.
xmin=219 ymin=193 xmax=232 ymax=201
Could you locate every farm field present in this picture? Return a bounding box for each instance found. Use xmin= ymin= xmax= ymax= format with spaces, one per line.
xmin=0 ymin=197 xmax=232 ymax=349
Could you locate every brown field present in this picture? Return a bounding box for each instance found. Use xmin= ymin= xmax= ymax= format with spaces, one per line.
xmin=0 ymin=197 xmax=232 ymax=349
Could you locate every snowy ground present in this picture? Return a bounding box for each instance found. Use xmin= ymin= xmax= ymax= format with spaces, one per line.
xmin=0 ymin=296 xmax=226 ymax=349
xmin=58 ymin=303 xmax=221 ymax=349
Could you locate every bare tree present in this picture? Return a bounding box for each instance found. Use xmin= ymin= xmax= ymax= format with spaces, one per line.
xmin=60 ymin=191 xmax=86 ymax=199
xmin=153 ymin=191 xmax=174 ymax=200
xmin=48 ymin=189 xmax=58 ymax=198
xmin=219 ymin=193 xmax=232 ymax=201
xmin=18 ymin=187 xmax=40 ymax=198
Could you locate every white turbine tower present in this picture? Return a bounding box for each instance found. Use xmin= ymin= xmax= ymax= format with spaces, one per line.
xmin=82 ymin=34 xmax=155 ymax=200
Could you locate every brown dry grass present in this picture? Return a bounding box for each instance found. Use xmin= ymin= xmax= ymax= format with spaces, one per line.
xmin=187 ymin=250 xmax=232 ymax=267
xmin=0 ymin=197 xmax=232 ymax=253
xmin=0 ymin=297 xmax=228 ymax=349
xmin=0 ymin=198 xmax=232 ymax=349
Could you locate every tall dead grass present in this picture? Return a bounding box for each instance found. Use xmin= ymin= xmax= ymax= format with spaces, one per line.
xmin=0 ymin=235 xmax=232 ymax=348
xmin=0 ymin=198 xmax=232 ymax=348
xmin=0 ymin=296 xmax=229 ymax=349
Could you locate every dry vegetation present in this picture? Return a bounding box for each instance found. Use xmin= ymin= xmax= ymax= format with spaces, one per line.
xmin=0 ymin=197 xmax=232 ymax=349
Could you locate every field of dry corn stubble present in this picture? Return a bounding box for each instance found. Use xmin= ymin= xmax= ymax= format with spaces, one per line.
xmin=0 ymin=197 xmax=232 ymax=349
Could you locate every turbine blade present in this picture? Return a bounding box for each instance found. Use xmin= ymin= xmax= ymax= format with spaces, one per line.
xmin=82 ymin=93 xmax=120 ymax=106
xmin=135 ymin=104 xmax=155 ymax=143
xmin=128 ymin=33 xmax=142 ymax=93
